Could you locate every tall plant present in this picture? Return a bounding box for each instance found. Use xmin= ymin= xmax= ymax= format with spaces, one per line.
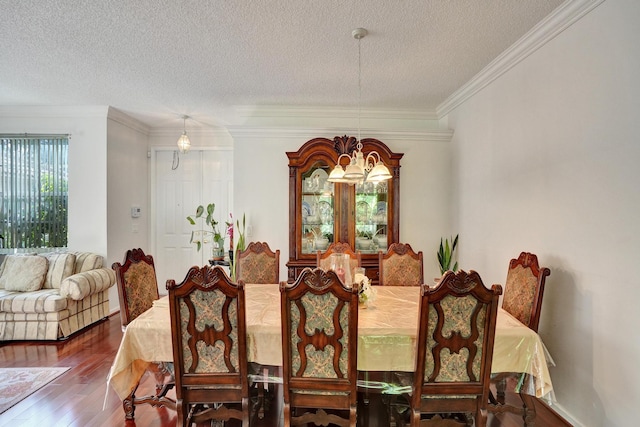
xmin=437 ymin=234 xmax=459 ymax=275
xmin=229 ymin=213 xmax=246 ymax=280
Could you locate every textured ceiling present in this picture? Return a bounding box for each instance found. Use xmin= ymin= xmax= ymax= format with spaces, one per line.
xmin=0 ymin=0 xmax=564 ymax=128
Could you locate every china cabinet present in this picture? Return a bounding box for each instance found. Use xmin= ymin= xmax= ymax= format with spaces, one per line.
xmin=286 ymin=136 xmax=403 ymax=283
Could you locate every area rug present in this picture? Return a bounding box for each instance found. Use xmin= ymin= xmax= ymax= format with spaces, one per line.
xmin=0 ymin=367 xmax=70 ymax=414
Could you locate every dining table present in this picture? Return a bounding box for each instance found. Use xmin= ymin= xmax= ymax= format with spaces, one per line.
xmin=107 ymin=284 xmax=554 ymax=419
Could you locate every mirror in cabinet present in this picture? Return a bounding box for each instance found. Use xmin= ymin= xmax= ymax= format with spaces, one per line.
xmin=355 ymin=180 xmax=389 ymax=254
xmin=301 ymin=163 xmax=335 ymax=254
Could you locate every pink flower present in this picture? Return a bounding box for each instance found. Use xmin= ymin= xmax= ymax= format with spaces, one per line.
xmin=225 ymin=213 xmax=234 ymax=238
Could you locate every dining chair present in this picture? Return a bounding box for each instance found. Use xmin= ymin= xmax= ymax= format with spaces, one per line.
xmin=489 ymin=252 xmax=551 ymax=426
xmin=234 ymin=241 xmax=280 ymax=419
xmin=235 ymin=241 xmax=280 ymax=284
xmin=317 ymin=241 xmax=361 ymax=278
xmin=405 ymin=270 xmax=502 ymax=427
xmin=280 ymin=267 xmax=360 ymax=427
xmin=501 ymin=251 xmax=551 ymax=332
xmin=167 ymin=265 xmax=256 ymax=427
xmin=378 ymin=243 xmax=423 ymax=286
xmin=112 ymin=248 xmax=160 ymax=331
xmin=112 ymin=248 xmax=174 ymax=420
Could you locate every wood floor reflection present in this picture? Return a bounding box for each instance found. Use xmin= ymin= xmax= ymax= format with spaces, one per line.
xmin=0 ymin=314 xmax=570 ymax=427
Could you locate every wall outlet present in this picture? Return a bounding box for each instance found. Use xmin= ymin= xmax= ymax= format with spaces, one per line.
xmin=131 ymin=206 xmax=141 ymax=218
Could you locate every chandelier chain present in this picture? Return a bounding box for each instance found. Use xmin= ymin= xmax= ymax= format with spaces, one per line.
xmin=357 ymin=34 xmax=362 ymax=147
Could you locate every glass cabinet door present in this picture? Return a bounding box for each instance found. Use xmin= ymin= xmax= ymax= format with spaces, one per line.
xmin=354 ymin=180 xmax=389 ymax=254
xmin=300 ymin=162 xmax=335 ymax=254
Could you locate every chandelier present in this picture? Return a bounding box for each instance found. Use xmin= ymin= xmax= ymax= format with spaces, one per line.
xmin=327 ymin=28 xmax=392 ymax=185
xmin=177 ymin=115 xmax=191 ymax=154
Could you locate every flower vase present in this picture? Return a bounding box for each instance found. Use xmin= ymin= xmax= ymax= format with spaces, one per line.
xmin=212 ymin=245 xmax=224 ymax=261
xmin=329 ymin=253 xmax=352 ymax=287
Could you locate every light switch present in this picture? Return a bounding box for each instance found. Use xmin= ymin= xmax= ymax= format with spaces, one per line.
xmin=131 ymin=206 xmax=141 ymax=218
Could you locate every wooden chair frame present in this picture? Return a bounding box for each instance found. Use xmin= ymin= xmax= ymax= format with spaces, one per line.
xmin=167 ymin=265 xmax=254 ymax=426
xmin=489 ymin=252 xmax=551 ymax=426
xmin=112 ymin=248 xmax=160 ymax=330
xmin=378 ymin=243 xmax=424 ymax=286
xmin=235 ymin=241 xmax=280 ymax=284
xmin=410 ymin=270 xmax=502 ymax=427
xmin=112 ymin=248 xmax=174 ymax=420
xmin=280 ymin=267 xmax=360 ymax=427
xmin=502 ymin=251 xmax=551 ymax=332
xmin=316 ymin=242 xmax=361 ymax=274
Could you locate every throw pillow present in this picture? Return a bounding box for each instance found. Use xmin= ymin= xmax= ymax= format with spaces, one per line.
xmin=0 ymin=255 xmax=49 ymax=292
xmin=43 ymin=253 xmax=77 ymax=289
xmin=72 ymin=252 xmax=103 ymax=273
xmin=0 ymin=252 xmax=38 ymax=289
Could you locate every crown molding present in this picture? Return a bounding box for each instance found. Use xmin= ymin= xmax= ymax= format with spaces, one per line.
xmin=437 ymin=0 xmax=605 ymax=117
xmin=0 ymin=105 xmax=110 ymax=118
xmin=234 ymin=105 xmax=438 ymax=122
xmin=107 ymin=107 xmax=150 ymax=134
xmin=226 ymin=126 xmax=453 ymax=143
xmin=148 ymin=127 xmax=231 ymax=138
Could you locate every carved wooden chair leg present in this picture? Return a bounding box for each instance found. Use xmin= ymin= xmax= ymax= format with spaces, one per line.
xmin=520 ymin=392 xmax=537 ymax=427
xmin=257 ymin=381 xmax=266 ymax=419
xmin=496 ymin=377 xmax=507 ymax=403
xmin=123 ymin=385 xmax=139 ymax=420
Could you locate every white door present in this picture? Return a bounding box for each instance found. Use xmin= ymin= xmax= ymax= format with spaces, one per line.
xmin=153 ymin=149 xmax=233 ymax=288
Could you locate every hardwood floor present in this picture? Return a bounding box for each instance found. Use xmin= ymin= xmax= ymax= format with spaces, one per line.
xmin=0 ymin=314 xmax=571 ymax=427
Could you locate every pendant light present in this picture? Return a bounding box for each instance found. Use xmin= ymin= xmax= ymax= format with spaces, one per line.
xmin=177 ymin=115 xmax=191 ymax=154
xmin=327 ymin=28 xmax=392 ymax=185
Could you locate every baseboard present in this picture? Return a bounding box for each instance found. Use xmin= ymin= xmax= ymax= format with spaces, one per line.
xmin=540 ymin=399 xmax=582 ymax=427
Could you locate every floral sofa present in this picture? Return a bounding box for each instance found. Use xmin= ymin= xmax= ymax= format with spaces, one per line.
xmin=0 ymin=251 xmax=115 ymax=341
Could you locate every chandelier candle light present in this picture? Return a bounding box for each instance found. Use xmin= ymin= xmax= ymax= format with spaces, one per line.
xmin=327 ymin=28 xmax=393 ymax=185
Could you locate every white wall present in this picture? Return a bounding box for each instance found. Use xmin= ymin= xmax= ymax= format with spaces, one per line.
xmin=106 ymin=108 xmax=151 ymax=306
xmin=228 ymin=114 xmax=454 ymax=283
xmin=445 ymin=1 xmax=640 ymax=425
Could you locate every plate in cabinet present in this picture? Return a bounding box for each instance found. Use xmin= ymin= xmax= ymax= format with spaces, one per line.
xmin=302 ymin=201 xmax=311 ymax=220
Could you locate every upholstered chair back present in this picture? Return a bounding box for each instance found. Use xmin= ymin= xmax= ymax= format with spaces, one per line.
xmin=112 ymin=248 xmax=159 ymax=330
xmin=236 ymin=241 xmax=280 ymax=284
xmin=317 ymin=242 xmax=361 ymax=279
xmin=410 ymin=270 xmax=502 ymax=427
xmin=280 ymin=267 xmax=359 ymax=426
xmin=501 ymin=252 xmax=550 ymax=332
xmin=379 ymin=243 xmax=423 ymax=286
xmin=167 ymin=265 xmax=251 ymax=426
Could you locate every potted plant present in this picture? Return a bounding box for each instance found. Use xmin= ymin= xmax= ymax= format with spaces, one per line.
xmin=437 ymin=234 xmax=459 ymax=275
xmin=228 ymin=213 xmax=246 ymax=280
xmin=187 ymin=203 xmax=227 ymax=260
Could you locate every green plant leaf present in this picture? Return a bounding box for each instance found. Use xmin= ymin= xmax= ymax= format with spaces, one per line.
xmin=186 ymin=216 xmax=196 ymax=225
xmin=437 ymin=235 xmax=459 ymax=274
xmin=195 ymin=205 xmax=204 ymax=218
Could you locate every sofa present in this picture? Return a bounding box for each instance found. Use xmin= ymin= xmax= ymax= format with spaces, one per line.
xmin=0 ymin=251 xmax=116 ymax=341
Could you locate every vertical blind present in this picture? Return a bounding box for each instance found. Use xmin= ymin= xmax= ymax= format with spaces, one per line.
xmin=0 ymin=135 xmax=69 ymax=249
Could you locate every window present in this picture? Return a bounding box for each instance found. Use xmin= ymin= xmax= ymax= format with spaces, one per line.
xmin=0 ymin=135 xmax=69 ymax=249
